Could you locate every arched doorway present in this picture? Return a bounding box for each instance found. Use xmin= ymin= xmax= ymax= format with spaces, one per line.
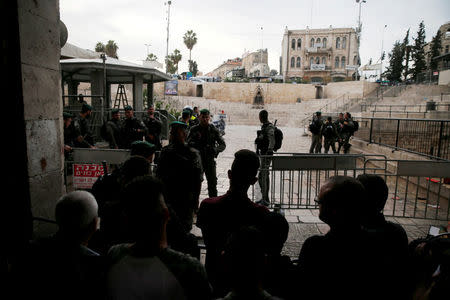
xmin=254 ymin=85 xmax=264 ymax=106
xmin=315 ymin=85 xmax=324 ymax=99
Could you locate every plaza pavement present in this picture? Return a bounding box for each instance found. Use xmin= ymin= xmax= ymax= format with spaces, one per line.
xmin=192 ymin=124 xmax=449 ymax=259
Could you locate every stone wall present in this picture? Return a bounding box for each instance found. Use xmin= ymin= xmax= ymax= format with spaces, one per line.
xmin=439 ymin=69 xmax=450 ymax=86
xmin=154 ymin=80 xmax=378 ymax=104
xmin=19 ymin=0 xmax=65 ymax=234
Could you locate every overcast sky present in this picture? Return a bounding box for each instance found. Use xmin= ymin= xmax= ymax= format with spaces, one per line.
xmin=61 ymin=0 xmax=449 ymax=74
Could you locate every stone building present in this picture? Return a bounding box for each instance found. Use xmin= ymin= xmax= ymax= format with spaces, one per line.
xmin=281 ymin=26 xmax=360 ymax=83
xmin=208 ymin=57 xmax=242 ymax=80
xmin=242 ymin=49 xmax=269 ymax=76
xmin=424 ymin=21 xmax=450 ymax=71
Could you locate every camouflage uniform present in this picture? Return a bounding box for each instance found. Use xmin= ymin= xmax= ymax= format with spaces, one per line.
xmin=255 ymin=121 xmax=276 ymax=205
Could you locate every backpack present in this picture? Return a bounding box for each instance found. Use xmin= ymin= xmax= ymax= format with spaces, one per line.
xmin=273 ymin=120 xmax=283 ymax=152
xmin=353 ymin=120 xmax=359 ymax=132
xmin=324 ymin=124 xmax=334 ymax=138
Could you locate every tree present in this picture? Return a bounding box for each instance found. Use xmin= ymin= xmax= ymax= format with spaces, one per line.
xmin=183 ymin=30 xmax=197 ymax=61
xmin=105 ymin=40 xmax=119 ymax=58
xmin=411 ymin=21 xmax=426 ymax=80
xmin=188 ymin=60 xmax=198 ymax=76
xmin=95 ymin=42 xmax=105 ymax=53
xmin=401 ymin=29 xmax=411 ymax=81
xmin=429 ymin=30 xmax=442 ymax=70
xmin=385 ymin=41 xmax=404 ymax=83
xmin=146 ymin=53 xmax=158 ymax=61
xmin=165 ymin=49 xmax=182 ymax=74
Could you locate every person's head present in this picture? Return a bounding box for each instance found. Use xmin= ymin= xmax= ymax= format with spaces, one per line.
xmin=357 ymin=174 xmax=389 ymax=215
xmin=122 ymin=176 xmax=168 ymax=245
xmin=344 ymin=112 xmax=351 ymax=119
xmin=63 ymin=112 xmax=73 ymax=127
xmin=222 ymin=226 xmax=266 ymax=290
xmin=327 ymin=116 xmax=332 ymax=122
xmin=259 ymin=110 xmax=269 ymax=123
xmin=169 ymin=121 xmax=188 ymax=144
xmin=119 ymin=156 xmax=151 ymax=185
xmin=193 ymin=106 xmax=199 ymax=114
xmin=81 ymin=103 xmax=92 ymax=118
xmin=199 ymin=109 xmax=210 ymax=126
xmin=316 ymin=111 xmax=322 ymax=118
xmin=339 ymin=112 xmax=344 ymax=120
xmin=317 ymin=176 xmax=366 ymax=227
xmin=55 ymin=191 xmax=99 ymax=244
xmin=181 ymin=109 xmax=191 ymax=121
xmin=131 ymin=141 xmax=156 ymax=163
xmin=147 ymin=105 xmax=155 ymax=116
xmin=111 ymin=108 xmax=120 ymax=121
xmin=124 ymin=105 xmax=134 ymax=119
xmin=262 ymin=212 xmax=289 ymax=256
xmin=228 ymin=149 xmax=260 ymax=191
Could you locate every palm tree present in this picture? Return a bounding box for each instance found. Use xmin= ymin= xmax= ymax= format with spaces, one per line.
xmin=146 ymin=53 xmax=158 ymax=61
xmin=95 ymin=42 xmax=105 ymax=53
xmin=172 ymin=49 xmax=182 ymax=73
xmin=105 ymin=40 xmax=119 ymax=58
xmin=183 ymin=30 xmax=197 ymax=61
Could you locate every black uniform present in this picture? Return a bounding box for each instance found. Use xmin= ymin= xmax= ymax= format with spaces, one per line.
xmin=120 ymin=117 xmax=146 ymax=149
xmin=187 ymin=124 xmax=226 ymax=198
xmin=340 ymin=118 xmax=355 ymax=154
xmin=309 ymin=116 xmax=323 ymax=153
xmin=321 ymin=121 xmax=339 ymax=154
xmin=255 ymin=121 xmax=276 ymax=205
xmin=143 ymin=116 xmax=162 ymax=150
xmin=73 ymin=115 xmax=95 ymax=147
xmin=104 ymin=119 xmax=122 ymax=149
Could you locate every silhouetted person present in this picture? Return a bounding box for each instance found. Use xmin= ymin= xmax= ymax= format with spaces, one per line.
xmin=197 ymin=149 xmax=269 ymax=297
xmin=357 ymin=174 xmax=409 ymax=299
xmin=297 ymin=176 xmax=372 ymax=300
xmin=218 ymin=226 xmax=283 ymax=300
xmin=13 ymin=191 xmax=104 ymax=300
xmin=73 ymin=103 xmax=96 ymax=148
xmin=106 ymin=176 xmax=212 ymax=300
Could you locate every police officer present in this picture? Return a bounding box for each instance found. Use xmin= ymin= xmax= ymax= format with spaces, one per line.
xmin=255 ymin=109 xmax=276 ymax=206
xmin=334 ymin=113 xmax=345 ymax=153
xmin=121 ymin=105 xmax=146 ymax=149
xmin=143 ymin=105 xmax=162 ymax=151
xmin=188 ymin=109 xmax=226 ymax=198
xmin=156 ymin=121 xmax=203 ymax=257
xmin=72 ymin=103 xmax=96 ymax=148
xmin=340 ymin=112 xmax=355 ymax=154
xmin=309 ymin=111 xmax=323 ymax=153
xmin=103 ymin=108 xmax=122 ymax=149
xmin=321 ymin=116 xmax=339 ymax=154
xmin=63 ymin=112 xmax=77 ymax=159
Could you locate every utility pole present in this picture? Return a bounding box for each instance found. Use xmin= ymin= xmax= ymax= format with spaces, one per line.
xmin=356 ymin=0 xmax=366 ymax=81
xmin=380 ymin=24 xmax=387 ymax=82
xmin=165 ymin=1 xmax=172 ymax=73
xmin=144 ymin=43 xmax=151 ymax=56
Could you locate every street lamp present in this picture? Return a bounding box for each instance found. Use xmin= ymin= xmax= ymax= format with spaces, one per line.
xmin=356 ymin=0 xmax=366 ymax=81
xmin=165 ymin=1 xmax=172 ymax=73
xmin=380 ymin=24 xmax=387 ymax=81
xmin=144 ymin=43 xmax=151 ymax=56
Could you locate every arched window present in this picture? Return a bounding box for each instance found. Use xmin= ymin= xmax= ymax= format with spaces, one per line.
xmin=297 ymin=39 xmax=302 ymax=49
xmin=290 ymin=57 xmax=295 ymax=68
xmin=310 ymin=38 xmax=315 ymax=48
xmin=316 ymin=57 xmax=320 ymax=64
xmin=335 ymin=56 xmax=340 ymax=68
xmin=342 ymin=37 xmax=347 ymax=49
xmin=316 ymin=38 xmax=321 ymax=47
xmin=322 ymin=57 xmax=326 ymax=65
xmin=291 ymin=39 xmax=296 ymax=50
xmin=341 ymin=56 xmax=346 ymax=68
xmin=310 ymin=57 xmax=314 ymax=66
xmin=296 ymin=57 xmax=301 ymax=68
xmin=336 ymin=37 xmax=341 ymax=49
xmin=323 ymin=38 xmax=327 ymax=48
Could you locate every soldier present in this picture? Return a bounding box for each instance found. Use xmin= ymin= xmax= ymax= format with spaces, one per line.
xmin=73 ymin=103 xmax=96 ymax=148
xmin=254 ymin=109 xmax=276 ymax=206
xmin=156 ymin=121 xmax=203 ymax=257
xmin=179 ymin=109 xmax=193 ymax=132
xmin=103 ymin=108 xmax=122 ymax=149
xmin=309 ymin=111 xmax=323 ymax=153
xmin=340 ymin=112 xmax=355 ymax=154
xmin=142 ymin=105 xmax=162 ymax=151
xmin=334 ymin=113 xmax=345 ymax=153
xmin=188 ymin=109 xmax=226 ymax=198
xmin=321 ymin=116 xmax=340 ymax=154
xmin=120 ymin=105 xmax=146 ymax=149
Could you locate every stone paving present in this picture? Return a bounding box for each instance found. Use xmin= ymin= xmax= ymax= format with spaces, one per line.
xmin=192 ymin=124 xmax=449 ymax=259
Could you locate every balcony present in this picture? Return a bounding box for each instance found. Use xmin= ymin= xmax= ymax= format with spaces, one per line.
xmin=306 ymin=47 xmax=332 ymax=54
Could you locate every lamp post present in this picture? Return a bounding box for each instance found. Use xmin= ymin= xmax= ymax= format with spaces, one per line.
xmin=380 ymin=24 xmax=387 ymax=82
xmin=144 ymin=43 xmax=151 ymax=57
xmin=165 ymin=1 xmax=172 ymax=73
xmin=356 ymin=0 xmax=366 ymax=81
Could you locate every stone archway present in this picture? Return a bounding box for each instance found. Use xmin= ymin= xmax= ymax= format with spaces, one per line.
xmin=315 ymin=85 xmax=324 ymax=99
xmin=254 ymin=85 xmax=264 ymax=106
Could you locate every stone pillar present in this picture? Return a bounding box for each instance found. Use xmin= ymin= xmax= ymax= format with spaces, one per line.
xmin=90 ymin=70 xmax=104 ymax=109
xmin=17 ymin=0 xmax=65 ymax=236
xmin=133 ymin=75 xmax=144 ymax=111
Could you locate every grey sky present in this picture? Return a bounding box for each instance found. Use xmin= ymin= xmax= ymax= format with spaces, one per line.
xmin=61 ymin=0 xmax=449 ymax=74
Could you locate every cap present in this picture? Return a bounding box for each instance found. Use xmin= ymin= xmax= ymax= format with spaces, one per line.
xmin=111 ymin=108 xmax=120 ymax=114
xmin=130 ymin=141 xmax=156 ymax=157
xmin=182 ymin=109 xmax=191 ymax=117
xmin=183 ymin=105 xmax=193 ymax=112
xmin=170 ymin=121 xmax=188 ymax=129
xmin=81 ymin=103 xmax=92 ymax=113
xmin=200 ymin=108 xmax=210 ymax=115
xmin=124 ymin=105 xmax=133 ymax=111
xmin=63 ymin=112 xmax=73 ymax=120
xmin=316 ymin=111 xmax=322 ymax=115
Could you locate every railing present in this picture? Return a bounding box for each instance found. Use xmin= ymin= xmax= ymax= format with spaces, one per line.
xmin=360 ymin=103 xmax=450 ymax=113
xmin=353 ymin=117 xmax=450 ymax=160
xmin=255 ymin=154 xmax=450 ymax=220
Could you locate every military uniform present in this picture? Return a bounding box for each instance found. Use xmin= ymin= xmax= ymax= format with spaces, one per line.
xmin=104 ymin=118 xmax=122 ymax=149
xmin=187 ymin=123 xmax=226 ymax=198
xmin=340 ymin=117 xmax=355 ymax=154
xmin=73 ymin=115 xmax=94 ymax=148
xmin=321 ymin=121 xmax=339 ymax=154
xmin=120 ymin=117 xmax=146 ymax=149
xmin=143 ymin=115 xmax=162 ymax=150
xmin=255 ymin=121 xmax=275 ymax=205
xmin=309 ymin=115 xmax=323 ymax=153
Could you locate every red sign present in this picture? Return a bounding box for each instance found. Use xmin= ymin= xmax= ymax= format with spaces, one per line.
xmin=73 ymin=164 xmax=104 ymax=189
